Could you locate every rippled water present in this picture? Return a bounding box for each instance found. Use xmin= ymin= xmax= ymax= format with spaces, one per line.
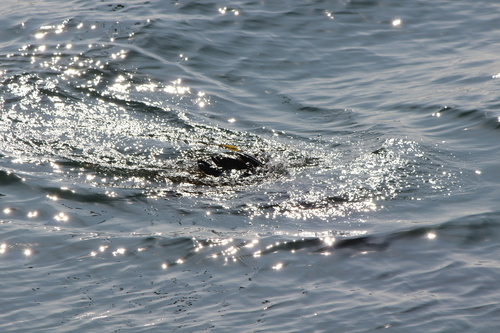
xmin=2 ymin=0 xmax=500 ymax=331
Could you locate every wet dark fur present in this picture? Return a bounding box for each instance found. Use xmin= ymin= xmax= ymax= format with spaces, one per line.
xmin=198 ymin=152 xmax=263 ymax=177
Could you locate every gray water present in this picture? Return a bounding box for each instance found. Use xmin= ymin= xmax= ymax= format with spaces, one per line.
xmin=2 ymin=0 xmax=500 ymax=331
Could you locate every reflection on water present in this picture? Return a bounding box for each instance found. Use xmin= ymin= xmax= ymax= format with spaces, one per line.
xmin=0 ymin=221 xmax=440 ymax=275
xmin=1 ymin=1 xmax=499 ymax=331
xmin=0 ymin=17 xmax=464 ymax=227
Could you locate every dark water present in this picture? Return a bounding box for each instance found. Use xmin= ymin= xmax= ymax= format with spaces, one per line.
xmin=2 ymin=0 xmax=500 ymax=331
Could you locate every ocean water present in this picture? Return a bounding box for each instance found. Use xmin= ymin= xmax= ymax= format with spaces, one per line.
xmin=2 ymin=0 xmax=500 ymax=331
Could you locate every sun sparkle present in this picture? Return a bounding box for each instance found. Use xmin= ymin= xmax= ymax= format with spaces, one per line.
xmin=392 ymin=18 xmax=402 ymax=27
xmin=272 ymin=263 xmax=283 ymax=270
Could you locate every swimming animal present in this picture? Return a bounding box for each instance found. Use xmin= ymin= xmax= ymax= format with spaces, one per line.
xmin=198 ymin=151 xmax=264 ymax=177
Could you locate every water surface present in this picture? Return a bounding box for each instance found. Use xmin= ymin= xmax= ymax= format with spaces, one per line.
xmin=2 ymin=0 xmax=500 ymax=331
